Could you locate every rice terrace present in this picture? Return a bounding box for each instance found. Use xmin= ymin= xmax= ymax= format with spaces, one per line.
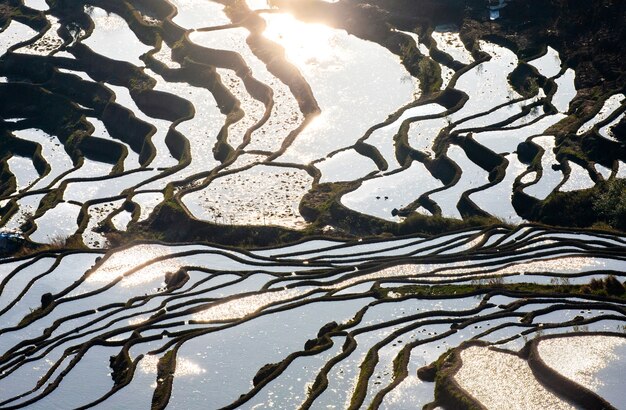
xmin=0 ymin=0 xmax=625 ymax=408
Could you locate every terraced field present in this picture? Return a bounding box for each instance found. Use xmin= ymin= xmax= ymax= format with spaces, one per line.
xmin=1 ymin=0 xmax=625 ymax=408
xmin=1 ymin=226 xmax=625 ymax=408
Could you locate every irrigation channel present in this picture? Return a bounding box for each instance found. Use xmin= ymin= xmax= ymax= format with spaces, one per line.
xmin=0 ymin=0 xmax=625 ymax=408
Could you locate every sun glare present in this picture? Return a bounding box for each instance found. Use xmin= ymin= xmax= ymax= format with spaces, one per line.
xmin=245 ymin=0 xmax=270 ymax=9
xmin=139 ymin=355 xmax=205 ymax=377
xmin=86 ymin=244 xmax=179 ymax=287
xmin=262 ymin=13 xmax=341 ymax=71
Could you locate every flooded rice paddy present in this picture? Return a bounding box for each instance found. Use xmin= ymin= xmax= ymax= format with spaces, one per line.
xmin=0 ymin=226 xmax=625 ymax=408
xmin=1 ymin=0 xmax=624 ymax=235
xmin=1 ymin=0 xmax=625 ymax=408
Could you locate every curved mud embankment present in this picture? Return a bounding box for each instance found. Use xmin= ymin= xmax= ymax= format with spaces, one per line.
xmin=0 ymin=225 xmax=624 ymax=408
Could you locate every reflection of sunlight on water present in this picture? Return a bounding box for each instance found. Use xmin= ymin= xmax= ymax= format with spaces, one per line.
xmin=86 ymin=6 xmax=128 ymax=30
xmin=246 ymin=0 xmax=270 ymax=9
xmin=175 ymin=357 xmax=205 ymax=376
xmin=457 ymin=346 xmax=574 ymax=409
xmin=139 ymin=355 xmax=205 ymax=377
xmin=128 ymin=316 xmax=149 ymax=326
xmin=263 ymin=13 xmax=342 ymax=71
xmin=139 ymin=355 xmax=159 ymax=376
xmin=493 ymin=256 xmax=603 ymax=275
xmin=302 ymin=111 xmax=329 ymax=132
xmin=192 ymin=288 xmax=304 ymax=322
xmin=328 ymin=255 xmax=605 ymax=290
xmin=87 ymin=245 xmax=179 ymax=287
xmin=538 ymin=335 xmax=625 ymax=391
xmin=260 ymin=9 xmax=419 ymax=165
xmin=120 ymin=261 xmax=180 ymax=287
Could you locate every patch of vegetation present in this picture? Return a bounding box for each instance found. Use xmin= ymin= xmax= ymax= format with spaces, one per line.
xmin=593 ymin=179 xmax=626 ymax=231
xmin=432 ymin=345 xmax=483 ymax=410
xmin=129 ymin=195 xmax=305 ymax=248
xmin=151 ymin=350 xmax=176 ymax=410
xmin=398 ymin=213 xmax=508 ymax=236
xmin=376 ymin=276 xmax=626 ymax=300
xmin=18 ymin=304 xmax=53 ymax=327
xmin=253 ymin=362 xmax=281 ymax=387
xmin=586 ymin=275 xmax=626 ymax=297
xmin=109 ymin=349 xmax=133 ymax=386
xmin=508 ymin=63 xmax=542 ymax=98
xmin=417 ymin=57 xmax=443 ymax=94
xmin=11 ymin=234 xmax=86 ymax=258
xmin=298 ymin=180 xmax=510 ymax=240
xmin=528 ymin=178 xmax=626 ymax=232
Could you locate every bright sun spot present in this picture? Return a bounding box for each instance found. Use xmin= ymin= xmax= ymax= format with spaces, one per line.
xmin=87 ymin=244 xmax=180 ymax=287
xmin=140 ymin=355 xmax=205 ymax=377
xmin=262 ymin=13 xmax=342 ymax=71
xmin=245 ymin=0 xmax=270 ymax=9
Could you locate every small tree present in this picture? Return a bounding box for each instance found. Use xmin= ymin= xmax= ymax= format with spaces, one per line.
xmin=604 ymin=276 xmax=626 ymax=296
xmin=593 ymin=179 xmax=626 ymax=230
